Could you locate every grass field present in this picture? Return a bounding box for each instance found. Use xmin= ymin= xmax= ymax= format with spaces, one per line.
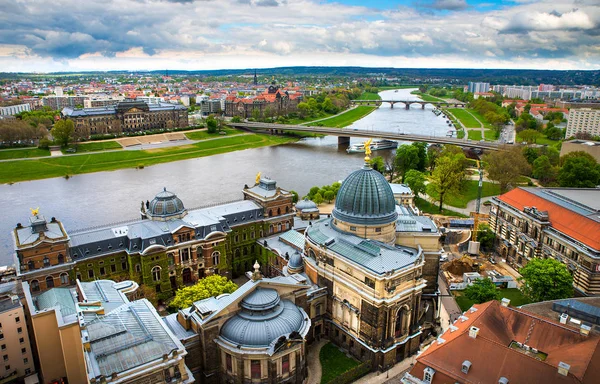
xmin=448 ymin=108 xmax=481 ymax=128
xmin=484 ymin=129 xmax=499 ymax=141
xmin=453 ymin=288 xmax=531 ymax=312
xmin=319 ymin=342 xmax=361 ymax=384
xmin=185 ymin=128 xmax=244 ymax=140
xmin=308 ymin=106 xmax=376 ymax=128
xmin=0 ymin=147 xmax=50 ymax=160
xmin=427 ymin=180 xmax=501 ymax=208
xmin=415 ymin=197 xmax=468 ymax=217
xmin=0 ymin=134 xmax=295 ymax=184
xmin=410 ymin=91 xmax=446 ymax=102
xmin=358 ymin=91 xmax=381 ymax=100
xmin=456 ymin=129 xmax=465 ymax=139
xmin=467 ymin=130 xmax=483 ymax=140
xmin=516 ymin=133 xmax=561 ymax=148
xmin=63 ymin=140 xmax=123 ymax=154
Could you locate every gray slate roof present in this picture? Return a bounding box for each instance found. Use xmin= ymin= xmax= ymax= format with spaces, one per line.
xmin=306 ymin=218 xmax=421 ymax=275
xmin=35 ymin=287 xmax=77 ymax=321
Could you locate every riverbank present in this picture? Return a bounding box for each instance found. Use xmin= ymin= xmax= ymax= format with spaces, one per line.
xmin=0 ymin=133 xmax=296 ymax=184
xmin=307 ymin=106 xmax=377 ymax=128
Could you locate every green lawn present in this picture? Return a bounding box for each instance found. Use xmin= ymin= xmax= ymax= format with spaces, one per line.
xmin=0 ymin=147 xmax=50 ymax=160
xmin=308 ymin=106 xmax=377 ymax=128
xmin=468 ymin=109 xmax=494 ymax=129
xmin=456 ymin=129 xmax=465 ymax=139
xmin=467 ymin=130 xmax=483 ymax=140
xmin=185 ymin=128 xmax=244 ymax=140
xmin=284 ymin=111 xmax=335 ymax=125
xmin=427 ymin=180 xmax=500 ymax=208
xmin=320 ymin=342 xmax=361 ymax=384
xmin=415 ymin=197 xmax=468 ymax=217
xmin=63 ymin=140 xmax=123 ymax=154
xmin=453 ymin=288 xmax=531 ymax=312
xmin=516 ymin=133 xmax=561 ymax=148
xmin=448 ymin=108 xmax=481 ymax=128
xmin=0 ymin=134 xmax=295 ymax=184
xmin=410 ymin=91 xmax=446 ymax=102
xmin=358 ymin=92 xmax=381 ymax=101
xmin=484 ymin=129 xmax=499 ymax=141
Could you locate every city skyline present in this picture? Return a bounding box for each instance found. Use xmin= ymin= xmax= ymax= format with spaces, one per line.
xmin=1 ymin=0 xmax=599 ymax=73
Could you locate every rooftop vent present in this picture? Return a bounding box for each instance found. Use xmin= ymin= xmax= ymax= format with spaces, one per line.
xmin=558 ymin=362 xmax=570 ymax=377
xmin=498 ymin=377 xmax=509 ymax=384
xmin=501 ymin=298 xmax=511 ymax=307
xmin=461 ymin=360 xmax=472 ymax=374
xmin=560 ymin=313 xmax=568 ymax=324
xmin=469 ymin=326 xmax=479 ymax=339
xmin=437 ymin=337 xmax=445 ymax=345
xmin=580 ymin=324 xmax=591 ymax=336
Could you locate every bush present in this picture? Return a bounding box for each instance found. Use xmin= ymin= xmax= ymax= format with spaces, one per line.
xmin=38 ymin=139 xmax=53 ymax=149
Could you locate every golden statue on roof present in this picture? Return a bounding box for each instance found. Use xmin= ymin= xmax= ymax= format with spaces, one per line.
xmin=364 ymin=138 xmax=373 ymax=162
xmin=256 ymin=172 xmax=261 ymax=184
xmin=30 ymin=207 xmax=39 ymax=217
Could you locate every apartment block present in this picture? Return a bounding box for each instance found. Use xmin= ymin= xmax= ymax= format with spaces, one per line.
xmin=566 ymin=108 xmax=600 ymax=138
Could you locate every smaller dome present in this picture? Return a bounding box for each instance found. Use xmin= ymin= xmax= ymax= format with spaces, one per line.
xmin=241 ymin=288 xmax=280 ymax=311
xmin=296 ymin=198 xmax=317 ymax=211
xmin=148 ymin=188 xmax=186 ymax=219
xmin=288 ymin=252 xmax=304 ymax=273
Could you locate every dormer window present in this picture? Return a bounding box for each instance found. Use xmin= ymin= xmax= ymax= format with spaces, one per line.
xmin=423 ymin=367 xmax=435 ymax=384
xmin=462 ymin=360 xmax=471 ymax=374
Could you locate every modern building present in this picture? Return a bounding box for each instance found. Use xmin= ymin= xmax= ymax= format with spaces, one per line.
xmin=42 ymin=96 xmax=87 ymax=110
xmin=467 ymin=82 xmax=490 ymax=94
xmin=13 ymin=178 xmax=294 ymax=299
xmin=23 ymin=279 xmax=193 ymax=384
xmin=566 ymin=108 xmax=600 ymax=138
xmin=402 ymin=300 xmax=600 ymax=384
xmin=0 ymin=281 xmax=35 ymax=383
xmin=83 ymin=94 xmax=125 ymax=108
xmin=560 ymin=140 xmax=600 ymax=163
xmin=61 ymin=100 xmax=188 ymax=137
xmin=489 ymin=187 xmax=600 ymax=295
xmin=0 ymin=103 xmax=30 ymax=116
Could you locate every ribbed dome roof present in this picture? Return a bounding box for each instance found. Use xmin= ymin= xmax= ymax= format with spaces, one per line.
xmin=148 ymin=188 xmax=186 ymax=218
xmin=332 ymin=166 xmax=397 ymax=225
xmin=296 ymin=198 xmax=317 ymax=211
xmin=220 ymin=288 xmax=307 ymax=347
xmin=288 ymin=252 xmax=304 ymax=272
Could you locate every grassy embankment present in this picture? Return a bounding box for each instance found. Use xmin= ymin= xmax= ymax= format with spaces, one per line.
xmin=448 ymin=108 xmax=499 ymax=141
xmin=0 ymin=147 xmax=50 ymax=160
xmin=62 ymin=140 xmax=123 ymax=154
xmin=410 ymin=90 xmax=447 ymax=103
xmin=453 ymin=289 xmax=531 ymax=312
xmin=415 ymin=197 xmax=468 ymax=217
xmin=516 ymin=132 xmax=561 ymax=148
xmin=358 ymin=91 xmax=381 ymax=101
xmin=0 ymin=134 xmax=295 ymax=184
xmin=184 ymin=128 xmax=244 ymax=140
xmin=308 ymin=106 xmax=377 ymax=128
xmin=426 ymin=180 xmax=501 ymax=208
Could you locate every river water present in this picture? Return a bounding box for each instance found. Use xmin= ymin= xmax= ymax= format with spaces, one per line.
xmin=0 ymin=88 xmax=453 ymax=265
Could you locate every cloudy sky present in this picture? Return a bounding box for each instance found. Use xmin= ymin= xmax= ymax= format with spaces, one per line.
xmin=0 ymin=0 xmax=599 ymax=72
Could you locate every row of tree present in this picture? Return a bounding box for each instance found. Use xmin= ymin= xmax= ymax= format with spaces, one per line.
xmin=0 ymin=119 xmax=48 ymax=146
xmin=305 ymin=182 xmax=342 ymax=205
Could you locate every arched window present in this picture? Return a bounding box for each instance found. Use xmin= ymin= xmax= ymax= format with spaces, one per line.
xmin=243 ymin=248 xmax=248 ymax=256
xmin=46 ymin=276 xmax=55 ymax=289
xmin=60 ymin=273 xmax=69 ymax=285
xmin=212 ymin=251 xmax=220 ymax=266
xmin=135 ymin=264 xmax=141 ymax=273
xmin=27 ymin=260 xmax=34 ymax=271
xmin=168 ymin=253 xmax=175 ymax=266
xmin=277 ymin=207 xmax=281 ymax=215
xmin=31 ymin=280 xmax=40 ymax=292
xmin=57 ymin=254 xmax=65 ymax=264
xmin=152 ymin=266 xmax=161 ymax=282
xmin=269 ymin=225 xmax=274 ymax=234
xmin=277 ymin=223 xmax=282 ymax=232
xmin=286 ymin=206 xmax=290 ymax=214
xmin=268 ymin=209 xmax=272 ymax=217
xmin=395 ymin=306 xmax=410 ymax=338
xmin=308 ymin=249 xmax=316 ymax=259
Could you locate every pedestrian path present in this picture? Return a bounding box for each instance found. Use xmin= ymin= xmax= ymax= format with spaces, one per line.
xmin=306 ymin=338 xmax=328 ymax=384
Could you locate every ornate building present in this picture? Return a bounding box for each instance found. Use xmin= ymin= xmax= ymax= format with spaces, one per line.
xmin=61 ymin=99 xmax=188 ymax=137
xmin=224 ymin=83 xmax=302 ymax=118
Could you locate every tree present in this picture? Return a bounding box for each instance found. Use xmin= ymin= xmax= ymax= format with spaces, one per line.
xmin=484 ymin=146 xmax=531 ymax=193
xmin=558 ymin=152 xmax=600 ymax=188
xmin=477 ymin=224 xmax=496 ymax=251
xmin=412 ymin=142 xmax=428 ymax=171
xmin=231 ymin=116 xmax=242 ymax=123
xmin=170 ymin=275 xmax=238 ymax=309
xmin=428 ymin=153 xmax=464 ymax=212
xmin=51 ymin=119 xmax=75 ymax=147
xmin=544 ymin=126 xmax=563 ymax=140
xmin=532 ymin=155 xmax=557 ymax=185
xmin=369 ymin=156 xmax=386 ymax=173
xmin=464 ymin=278 xmax=499 ymax=304
xmin=206 ymin=115 xmax=218 ymax=133
xmin=312 ymin=193 xmax=324 ymax=206
xmin=427 ymin=145 xmax=442 ymax=171
xmin=519 ymin=129 xmax=541 ymax=144
xmin=308 ymin=186 xmax=320 ymax=198
xmin=324 ymin=190 xmax=335 ymax=203
xmin=395 ymin=144 xmax=420 ymax=182
xmin=404 ymin=170 xmax=426 ymax=198
xmin=519 ymin=258 xmax=573 ymax=303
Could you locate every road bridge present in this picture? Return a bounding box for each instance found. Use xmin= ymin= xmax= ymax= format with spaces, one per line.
xmin=352 ymin=100 xmax=466 ymax=109
xmin=228 ymin=122 xmax=504 ymax=151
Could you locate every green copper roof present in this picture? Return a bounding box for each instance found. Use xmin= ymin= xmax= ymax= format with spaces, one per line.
xmin=333 ymin=166 xmax=398 ymax=225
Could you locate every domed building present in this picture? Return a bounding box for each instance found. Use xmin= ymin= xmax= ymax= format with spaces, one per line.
xmin=332 ymin=164 xmax=398 ymax=243
xmin=142 ymin=188 xmax=187 ymax=220
xmin=295 ymin=198 xmax=320 ymax=220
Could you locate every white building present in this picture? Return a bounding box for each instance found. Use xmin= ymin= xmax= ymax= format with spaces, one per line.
xmin=54 ymin=87 xmax=63 ymax=97
xmin=467 ymin=82 xmax=490 ymax=94
xmin=0 ymin=103 xmax=30 ymax=116
xmin=566 ymin=108 xmax=600 ymax=138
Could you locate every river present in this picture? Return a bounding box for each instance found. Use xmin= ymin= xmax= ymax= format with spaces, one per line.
xmin=0 ymin=88 xmax=453 ymax=265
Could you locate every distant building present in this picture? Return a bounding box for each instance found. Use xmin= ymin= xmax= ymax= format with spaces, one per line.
xmin=390 ymin=183 xmax=415 ymax=206
xmin=224 ymin=83 xmax=302 ymax=118
xmin=61 ymin=100 xmax=188 ymax=137
xmin=0 ymin=103 xmax=30 ymax=116
xmin=560 ymin=140 xmax=600 ymax=163
xmin=566 ymin=108 xmax=600 ymax=138
xmin=489 ymin=187 xmax=600 ymax=295
xmin=23 ymin=279 xmax=193 ymax=384
xmin=83 ymin=94 xmax=125 ymax=108
xmin=402 ymin=300 xmax=600 ymax=384
xmin=467 ymin=82 xmax=490 ymax=94
xmin=42 ymin=96 xmax=87 ymax=110
xmin=54 ymin=87 xmax=63 ymax=97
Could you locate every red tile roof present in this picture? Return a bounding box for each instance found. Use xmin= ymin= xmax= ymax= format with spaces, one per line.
xmin=497 ymin=188 xmax=600 ymax=250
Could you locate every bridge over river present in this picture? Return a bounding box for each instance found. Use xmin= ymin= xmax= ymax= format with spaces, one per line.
xmin=228 ymin=122 xmax=504 ymax=151
xmin=352 ymin=99 xmax=466 ymax=109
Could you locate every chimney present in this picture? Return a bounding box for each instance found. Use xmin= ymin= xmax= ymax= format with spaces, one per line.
xmin=560 ymin=313 xmax=568 ymax=324
xmin=558 ymin=362 xmax=570 ymax=376
xmin=501 ymin=298 xmax=510 ymax=307
xmin=461 ymin=360 xmax=472 ymax=374
xmin=580 ymin=324 xmax=591 ymax=336
xmin=469 ymin=326 xmax=479 ymax=339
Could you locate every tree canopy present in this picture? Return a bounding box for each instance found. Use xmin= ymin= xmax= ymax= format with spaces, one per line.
xmin=395 ymin=144 xmax=420 ymax=182
xmin=170 ymin=275 xmax=238 ymax=309
xmin=404 ymin=169 xmax=426 ymax=198
xmin=427 ymin=152 xmax=465 ymax=212
xmin=484 ymin=146 xmax=530 ymax=193
xmin=51 ymin=119 xmax=75 ymax=147
xmin=518 ymin=258 xmax=573 ymax=303
xmin=558 ymin=152 xmax=600 ymax=188
xmin=464 ymin=278 xmax=499 ymax=304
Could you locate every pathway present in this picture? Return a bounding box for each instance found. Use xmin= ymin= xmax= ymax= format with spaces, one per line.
xmin=421 ymin=193 xmax=495 ymax=216
xmin=445 ymin=108 xmax=487 ymax=140
xmin=306 ymin=338 xmax=328 ymax=384
xmin=353 ymin=355 xmax=417 ymax=384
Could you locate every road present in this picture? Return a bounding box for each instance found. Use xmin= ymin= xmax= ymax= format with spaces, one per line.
xmin=499 ymin=121 xmax=516 ymax=144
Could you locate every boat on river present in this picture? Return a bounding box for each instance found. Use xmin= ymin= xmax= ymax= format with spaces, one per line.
xmin=347 ymin=139 xmax=398 ymax=153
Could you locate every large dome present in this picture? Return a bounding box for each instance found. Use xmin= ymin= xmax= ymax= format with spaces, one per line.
xmin=220 ymin=288 xmax=308 ymax=347
xmin=332 ymin=166 xmax=397 ymax=225
xmin=148 ymin=188 xmax=186 ymax=219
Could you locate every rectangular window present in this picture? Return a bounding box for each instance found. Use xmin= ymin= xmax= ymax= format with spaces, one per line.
xmin=226 ymin=353 xmax=232 ymax=372
xmin=19 ymin=338 xmax=24 ymax=344
xmin=0 ymin=345 xmax=4 ymax=351
xmin=282 ymin=354 xmax=290 ymax=374
xmin=88 ymin=270 xmax=94 ymax=278
xmin=364 ymin=277 xmax=376 ymax=289
xmin=350 ymin=226 xmax=356 ymax=231
xmin=122 ymin=262 xmax=127 ymax=271
xmin=99 ymin=267 xmax=106 ymax=276
xmin=15 ymin=317 xmax=20 ymax=323
xmin=111 ymin=264 xmax=116 ymax=273
xmin=251 ymin=360 xmax=261 ymax=379
xmin=17 ymin=327 xmax=22 ymax=334
xmin=4 ymin=365 xmax=9 ymax=371
xmin=23 ymin=358 xmax=28 ymax=364
xmin=25 ymin=368 xmax=30 ymax=375
xmin=3 ymin=355 xmax=7 ymax=361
